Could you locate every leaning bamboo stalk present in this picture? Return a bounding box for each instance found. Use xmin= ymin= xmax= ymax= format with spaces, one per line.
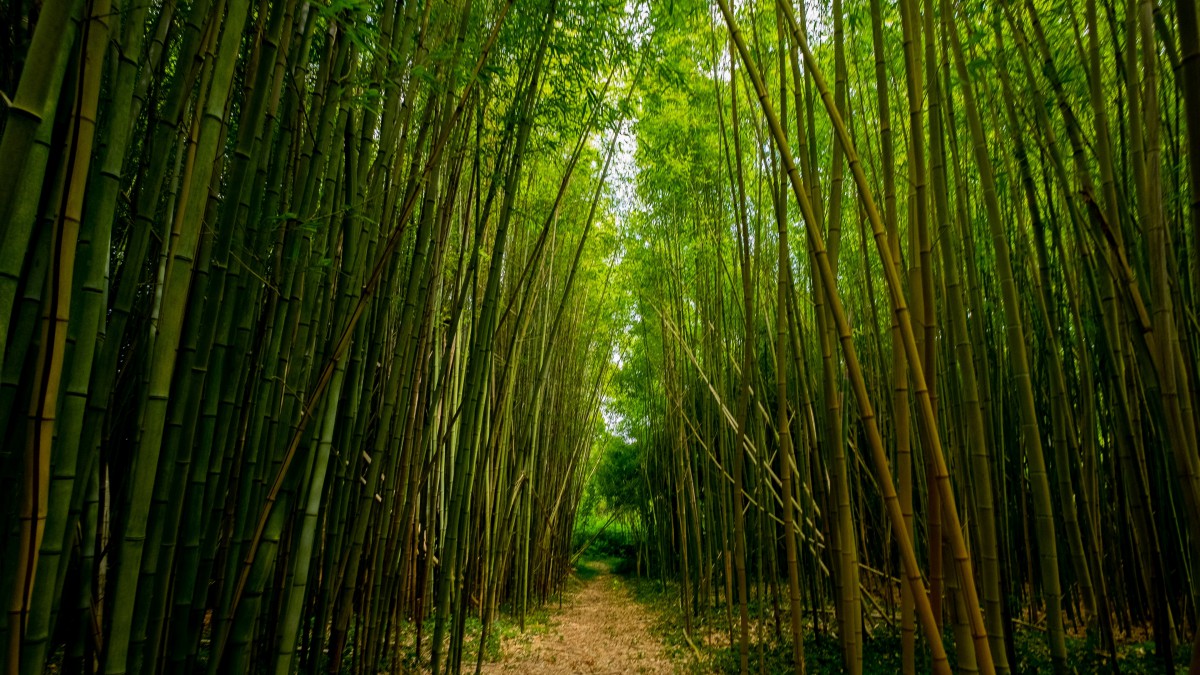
xmin=939 ymin=5 xmax=1070 ymax=667
xmin=432 ymin=6 xmax=552 ymax=672
xmin=103 ymin=2 xmax=252 ymax=670
xmin=927 ymin=23 xmax=1008 ymax=668
xmin=771 ymin=44 xmax=806 ymax=670
xmin=715 ymin=2 xmax=959 ymax=671
xmin=19 ymin=1 xmax=146 ymax=665
xmin=723 ymin=39 xmax=753 ymax=675
xmin=224 ymin=4 xmax=514 ymax=647
xmin=769 ymin=2 xmax=996 ymax=670
xmin=11 ymin=3 xmax=111 ymax=673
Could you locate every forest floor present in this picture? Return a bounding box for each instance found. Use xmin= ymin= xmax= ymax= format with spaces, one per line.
xmin=478 ymin=558 xmax=687 ymax=674
xmin=460 ymin=556 xmax=1189 ymax=674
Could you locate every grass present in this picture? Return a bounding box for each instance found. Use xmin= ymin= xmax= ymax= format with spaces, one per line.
xmin=612 ymin=567 xmax=1192 ymax=674
xmin=574 ymin=556 xmax=618 ymax=582
xmin=389 ymin=602 xmax=554 ymax=672
xmin=393 ymin=522 xmax=1191 ymax=675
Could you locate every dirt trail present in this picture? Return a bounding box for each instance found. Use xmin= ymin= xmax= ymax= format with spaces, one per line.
xmin=479 ymin=561 xmax=684 ymax=674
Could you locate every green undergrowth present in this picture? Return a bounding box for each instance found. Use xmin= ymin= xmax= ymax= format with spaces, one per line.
xmin=394 ymin=557 xmax=626 ymax=670
xmin=391 ymin=601 xmax=553 ymax=672
xmin=577 ymin=552 xmax=641 ymax=578
xmin=616 ymin=572 xmax=1191 ymax=674
xmin=571 ymin=509 xmax=638 ymax=560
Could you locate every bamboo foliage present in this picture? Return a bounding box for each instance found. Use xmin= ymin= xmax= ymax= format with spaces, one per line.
xmin=5 ymin=0 xmax=1200 ymax=673
xmin=0 ymin=2 xmax=636 ymax=674
xmin=616 ymin=0 xmax=1200 ymax=672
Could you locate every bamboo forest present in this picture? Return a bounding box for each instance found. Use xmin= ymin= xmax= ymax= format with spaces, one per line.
xmin=6 ymin=0 xmax=1200 ymax=672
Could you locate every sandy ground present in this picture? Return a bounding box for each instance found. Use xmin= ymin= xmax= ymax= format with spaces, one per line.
xmin=479 ymin=561 xmax=683 ymax=674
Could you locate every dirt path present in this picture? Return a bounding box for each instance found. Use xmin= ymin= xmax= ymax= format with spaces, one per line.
xmin=479 ymin=561 xmax=684 ymax=674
